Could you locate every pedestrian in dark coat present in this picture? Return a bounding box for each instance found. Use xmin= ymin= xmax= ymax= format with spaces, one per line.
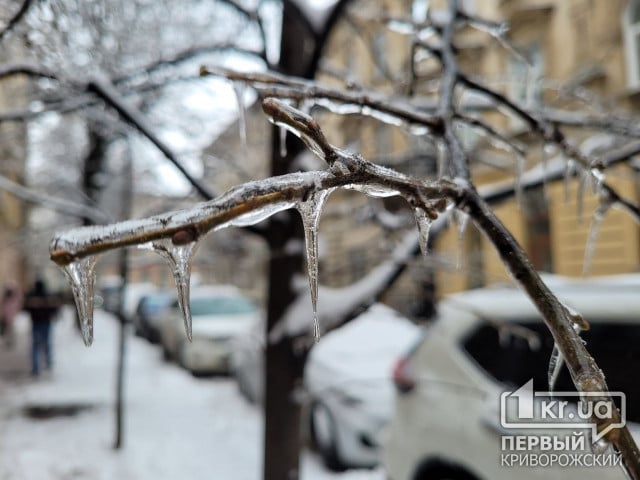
xmin=24 ymin=279 xmax=61 ymax=376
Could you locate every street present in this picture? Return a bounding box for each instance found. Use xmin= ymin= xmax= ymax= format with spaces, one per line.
xmin=0 ymin=308 xmax=383 ymax=480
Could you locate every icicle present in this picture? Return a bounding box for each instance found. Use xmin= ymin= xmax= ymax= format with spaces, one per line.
xmin=264 ymin=101 xmax=327 ymax=162
xmin=414 ymin=208 xmax=433 ymax=258
xmin=233 ymin=81 xmax=247 ymax=150
xmin=583 ymin=198 xmax=612 ymax=276
xmin=436 ymin=140 xmax=448 ymax=178
xmin=576 ymin=170 xmax=589 ymax=224
xmin=591 ymin=436 xmax=611 ymax=455
xmin=548 ymin=344 xmax=564 ymax=392
xmin=563 ymin=159 xmax=575 ymax=204
xmin=299 ymin=98 xmax=314 ymax=116
xmin=279 ymin=126 xmax=287 ymax=158
xmin=146 ymin=232 xmax=200 ymax=341
xmin=296 ymin=188 xmax=334 ymax=342
xmin=62 ymin=255 xmax=98 ymax=346
xmin=590 ymin=168 xmax=605 ymax=195
xmin=412 ymin=0 xmax=429 ymax=23
xmin=455 ymin=211 xmax=469 ymax=271
xmin=566 ymin=304 xmax=590 ymax=333
xmin=541 ymin=143 xmax=553 ymax=199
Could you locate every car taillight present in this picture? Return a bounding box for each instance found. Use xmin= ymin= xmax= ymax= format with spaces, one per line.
xmin=392 ymin=355 xmax=416 ymax=394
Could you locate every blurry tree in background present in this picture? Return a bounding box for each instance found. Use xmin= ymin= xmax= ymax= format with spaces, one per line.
xmin=4 ymin=0 xmax=640 ymax=479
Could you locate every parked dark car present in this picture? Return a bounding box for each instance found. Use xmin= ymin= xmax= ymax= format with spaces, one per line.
xmin=133 ymin=291 xmax=175 ymax=343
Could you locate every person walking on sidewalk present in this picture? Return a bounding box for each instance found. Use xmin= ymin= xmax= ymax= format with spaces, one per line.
xmin=0 ymin=282 xmax=22 ymax=348
xmin=24 ymin=278 xmax=61 ymax=376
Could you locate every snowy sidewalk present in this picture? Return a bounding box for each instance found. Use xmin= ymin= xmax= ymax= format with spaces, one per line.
xmin=0 ymin=308 xmax=383 ymax=480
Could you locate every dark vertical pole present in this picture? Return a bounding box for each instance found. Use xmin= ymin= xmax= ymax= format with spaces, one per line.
xmin=114 ymin=141 xmax=133 ymax=449
xmin=262 ymin=4 xmax=318 ymax=479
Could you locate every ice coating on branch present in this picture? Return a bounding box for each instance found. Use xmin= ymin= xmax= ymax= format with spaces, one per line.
xmin=591 ymin=435 xmax=612 ymax=455
xmin=344 ymin=184 xmax=400 ymax=198
xmin=218 ymin=200 xmax=295 ymax=229
xmin=312 ymin=98 xmax=424 ymax=134
xmin=49 ymin=171 xmax=335 ymax=260
xmin=386 ymin=18 xmax=415 ymax=35
xmin=263 ymin=99 xmax=328 ymax=162
xmin=144 ymin=235 xmax=200 ymax=341
xmin=548 ymin=343 xmax=564 ymax=392
xmin=583 ymin=198 xmax=612 ymax=276
xmin=296 ymin=188 xmax=334 ymax=341
xmin=233 ymin=81 xmax=247 ymax=150
xmin=469 ymin=19 xmax=527 ymax=66
xmin=414 ymin=208 xmax=433 ymax=258
xmin=62 ymin=255 xmax=98 ymax=346
xmin=550 ymin=312 xmax=589 ymax=390
xmin=469 ymin=19 xmax=510 ymax=39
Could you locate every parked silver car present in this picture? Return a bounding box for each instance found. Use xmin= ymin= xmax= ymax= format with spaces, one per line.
xmin=159 ymin=285 xmax=260 ymax=375
xmin=305 ymin=303 xmax=420 ymax=470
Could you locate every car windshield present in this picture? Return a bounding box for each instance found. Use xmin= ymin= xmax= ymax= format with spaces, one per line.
xmin=190 ymin=296 xmax=256 ymax=317
xmin=463 ymin=320 xmax=640 ymax=422
xmin=140 ymin=295 xmax=172 ymax=314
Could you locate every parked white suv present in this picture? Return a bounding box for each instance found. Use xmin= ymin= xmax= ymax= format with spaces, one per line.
xmin=383 ymin=276 xmax=640 ymax=480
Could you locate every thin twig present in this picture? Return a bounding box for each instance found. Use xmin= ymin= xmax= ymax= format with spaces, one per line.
xmin=0 ymin=173 xmax=109 ymax=223
xmin=0 ymin=0 xmax=32 ymax=43
xmin=87 ymin=75 xmax=215 ymax=201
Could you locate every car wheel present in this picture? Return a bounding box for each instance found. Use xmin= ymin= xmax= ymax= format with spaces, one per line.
xmin=235 ymin=370 xmax=253 ymax=403
xmin=162 ymin=343 xmax=172 ymax=361
xmin=177 ymin=342 xmax=191 ymax=371
xmin=310 ymin=401 xmax=346 ymax=471
xmin=413 ymin=460 xmax=480 ymax=480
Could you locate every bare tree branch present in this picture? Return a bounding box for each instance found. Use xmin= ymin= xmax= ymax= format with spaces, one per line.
xmin=0 ymin=0 xmax=32 ymax=43
xmin=0 ymin=62 xmax=58 ymax=80
xmin=86 ymin=75 xmax=216 ymax=200
xmin=0 ymin=172 xmax=110 ymax=223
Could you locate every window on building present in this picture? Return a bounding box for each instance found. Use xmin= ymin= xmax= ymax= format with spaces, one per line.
xmin=623 ymin=0 xmax=640 ymax=88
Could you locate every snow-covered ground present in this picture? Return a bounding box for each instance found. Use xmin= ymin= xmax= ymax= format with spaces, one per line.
xmin=0 ymin=309 xmax=384 ymax=480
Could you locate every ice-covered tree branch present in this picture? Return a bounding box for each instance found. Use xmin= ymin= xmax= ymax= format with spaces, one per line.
xmin=49 ymin=97 xmax=640 ymax=477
